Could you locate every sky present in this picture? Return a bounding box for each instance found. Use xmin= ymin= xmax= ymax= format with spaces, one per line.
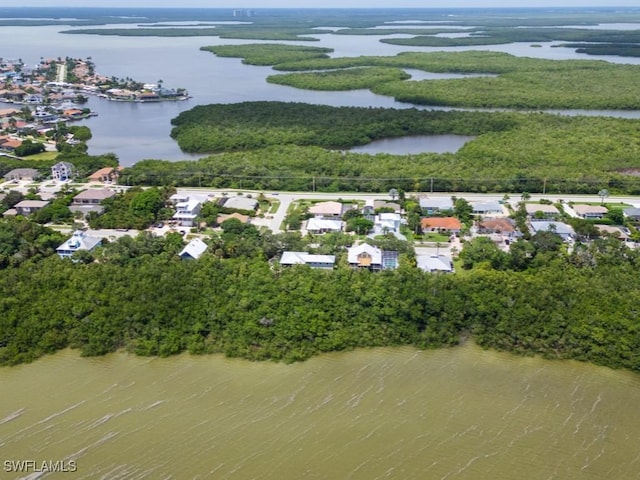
xmin=13 ymin=1 xmax=640 ymax=8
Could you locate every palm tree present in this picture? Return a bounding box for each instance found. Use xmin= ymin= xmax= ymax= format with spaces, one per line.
xmin=598 ymin=189 xmax=609 ymax=205
xmin=389 ymin=188 xmax=398 ymax=201
xmin=520 ymin=191 xmax=531 ymax=202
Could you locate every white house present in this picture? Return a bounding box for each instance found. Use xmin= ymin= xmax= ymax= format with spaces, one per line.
xmin=57 ymin=230 xmax=102 ymax=258
xmin=173 ymin=198 xmax=202 ymax=227
xmin=529 ymin=220 xmax=576 ymax=241
xmin=419 ymin=196 xmax=453 ymax=214
xmin=179 ymin=238 xmax=208 ymax=260
xmin=375 ymin=212 xmax=402 ymax=233
xmin=416 ymin=254 xmax=454 ymax=273
xmin=306 ymin=217 xmax=343 ymax=234
xmin=471 ymin=201 xmax=504 ymax=216
xmin=280 ymin=251 xmax=336 ymax=269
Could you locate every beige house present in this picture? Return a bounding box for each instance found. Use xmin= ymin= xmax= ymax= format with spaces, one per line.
xmin=308 ymin=201 xmax=344 ymax=218
xmin=572 ymin=204 xmax=608 ymax=219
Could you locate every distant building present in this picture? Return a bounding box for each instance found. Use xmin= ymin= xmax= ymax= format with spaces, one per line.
xmin=529 ymin=220 xmax=575 ymax=241
xmin=3 ymin=168 xmax=40 ymax=181
xmin=419 ymin=196 xmax=453 ymax=214
xmin=471 ymin=201 xmax=504 ymax=216
xmin=70 ymin=188 xmax=116 ymax=217
xmin=595 ymin=224 xmax=631 ymax=242
xmin=373 ymin=200 xmax=402 ymax=213
xmin=572 ymin=204 xmax=608 ymax=219
xmin=14 ymin=200 xmax=49 ymax=216
xmin=222 ymin=196 xmax=258 ymax=212
xmin=475 ymin=218 xmax=517 ymax=238
xmin=623 ymin=207 xmax=640 ymax=221
xmin=51 ymin=161 xmax=74 ymax=182
xmin=88 ymin=167 xmax=122 ymax=183
xmin=524 ymin=203 xmax=560 ymax=218
xmin=217 ymin=212 xmax=250 ymax=225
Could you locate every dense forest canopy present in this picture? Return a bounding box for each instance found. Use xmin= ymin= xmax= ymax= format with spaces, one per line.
xmin=1 ymin=218 xmax=639 ymax=372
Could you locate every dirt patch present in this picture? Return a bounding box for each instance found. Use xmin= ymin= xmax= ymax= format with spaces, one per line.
xmin=616 ymin=168 xmax=640 ymax=176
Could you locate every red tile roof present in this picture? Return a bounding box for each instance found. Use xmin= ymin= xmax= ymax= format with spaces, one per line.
xmin=421 ymin=217 xmax=462 ymax=230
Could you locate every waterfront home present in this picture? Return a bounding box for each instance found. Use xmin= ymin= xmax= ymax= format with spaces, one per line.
xmin=420 ymin=217 xmax=462 ymax=235
xmin=0 ymin=137 xmax=22 ymax=152
xmin=51 ymin=161 xmax=75 ymax=182
xmin=529 ymin=220 xmax=576 ymax=242
xmin=280 ymin=251 xmax=336 ymax=269
xmin=0 ymin=108 xmax=20 ymax=118
xmin=572 ymin=204 xmax=608 ymax=219
xmin=347 ymin=243 xmax=398 ymax=271
xmin=62 ymin=109 xmax=84 ymax=119
xmin=14 ymin=200 xmax=49 ymax=216
xmin=179 ymin=238 xmax=208 ymax=260
xmin=56 ymin=230 xmax=102 ymax=259
xmin=88 ymin=166 xmax=122 ymax=183
xmin=3 ymin=168 xmax=40 ymax=181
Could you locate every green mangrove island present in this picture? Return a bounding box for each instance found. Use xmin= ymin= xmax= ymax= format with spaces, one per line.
xmin=202 ymin=46 xmax=640 ymax=110
xmin=162 ymin=101 xmax=640 ymax=194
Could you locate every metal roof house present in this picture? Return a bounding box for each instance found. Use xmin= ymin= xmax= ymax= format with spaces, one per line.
xmin=179 ymin=238 xmax=208 ymax=260
xmin=280 ymin=251 xmax=336 ymax=269
xmin=57 ymin=230 xmax=102 ymax=259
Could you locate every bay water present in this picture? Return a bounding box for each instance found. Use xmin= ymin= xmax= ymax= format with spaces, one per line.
xmin=2 ymin=344 xmax=640 ymax=479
